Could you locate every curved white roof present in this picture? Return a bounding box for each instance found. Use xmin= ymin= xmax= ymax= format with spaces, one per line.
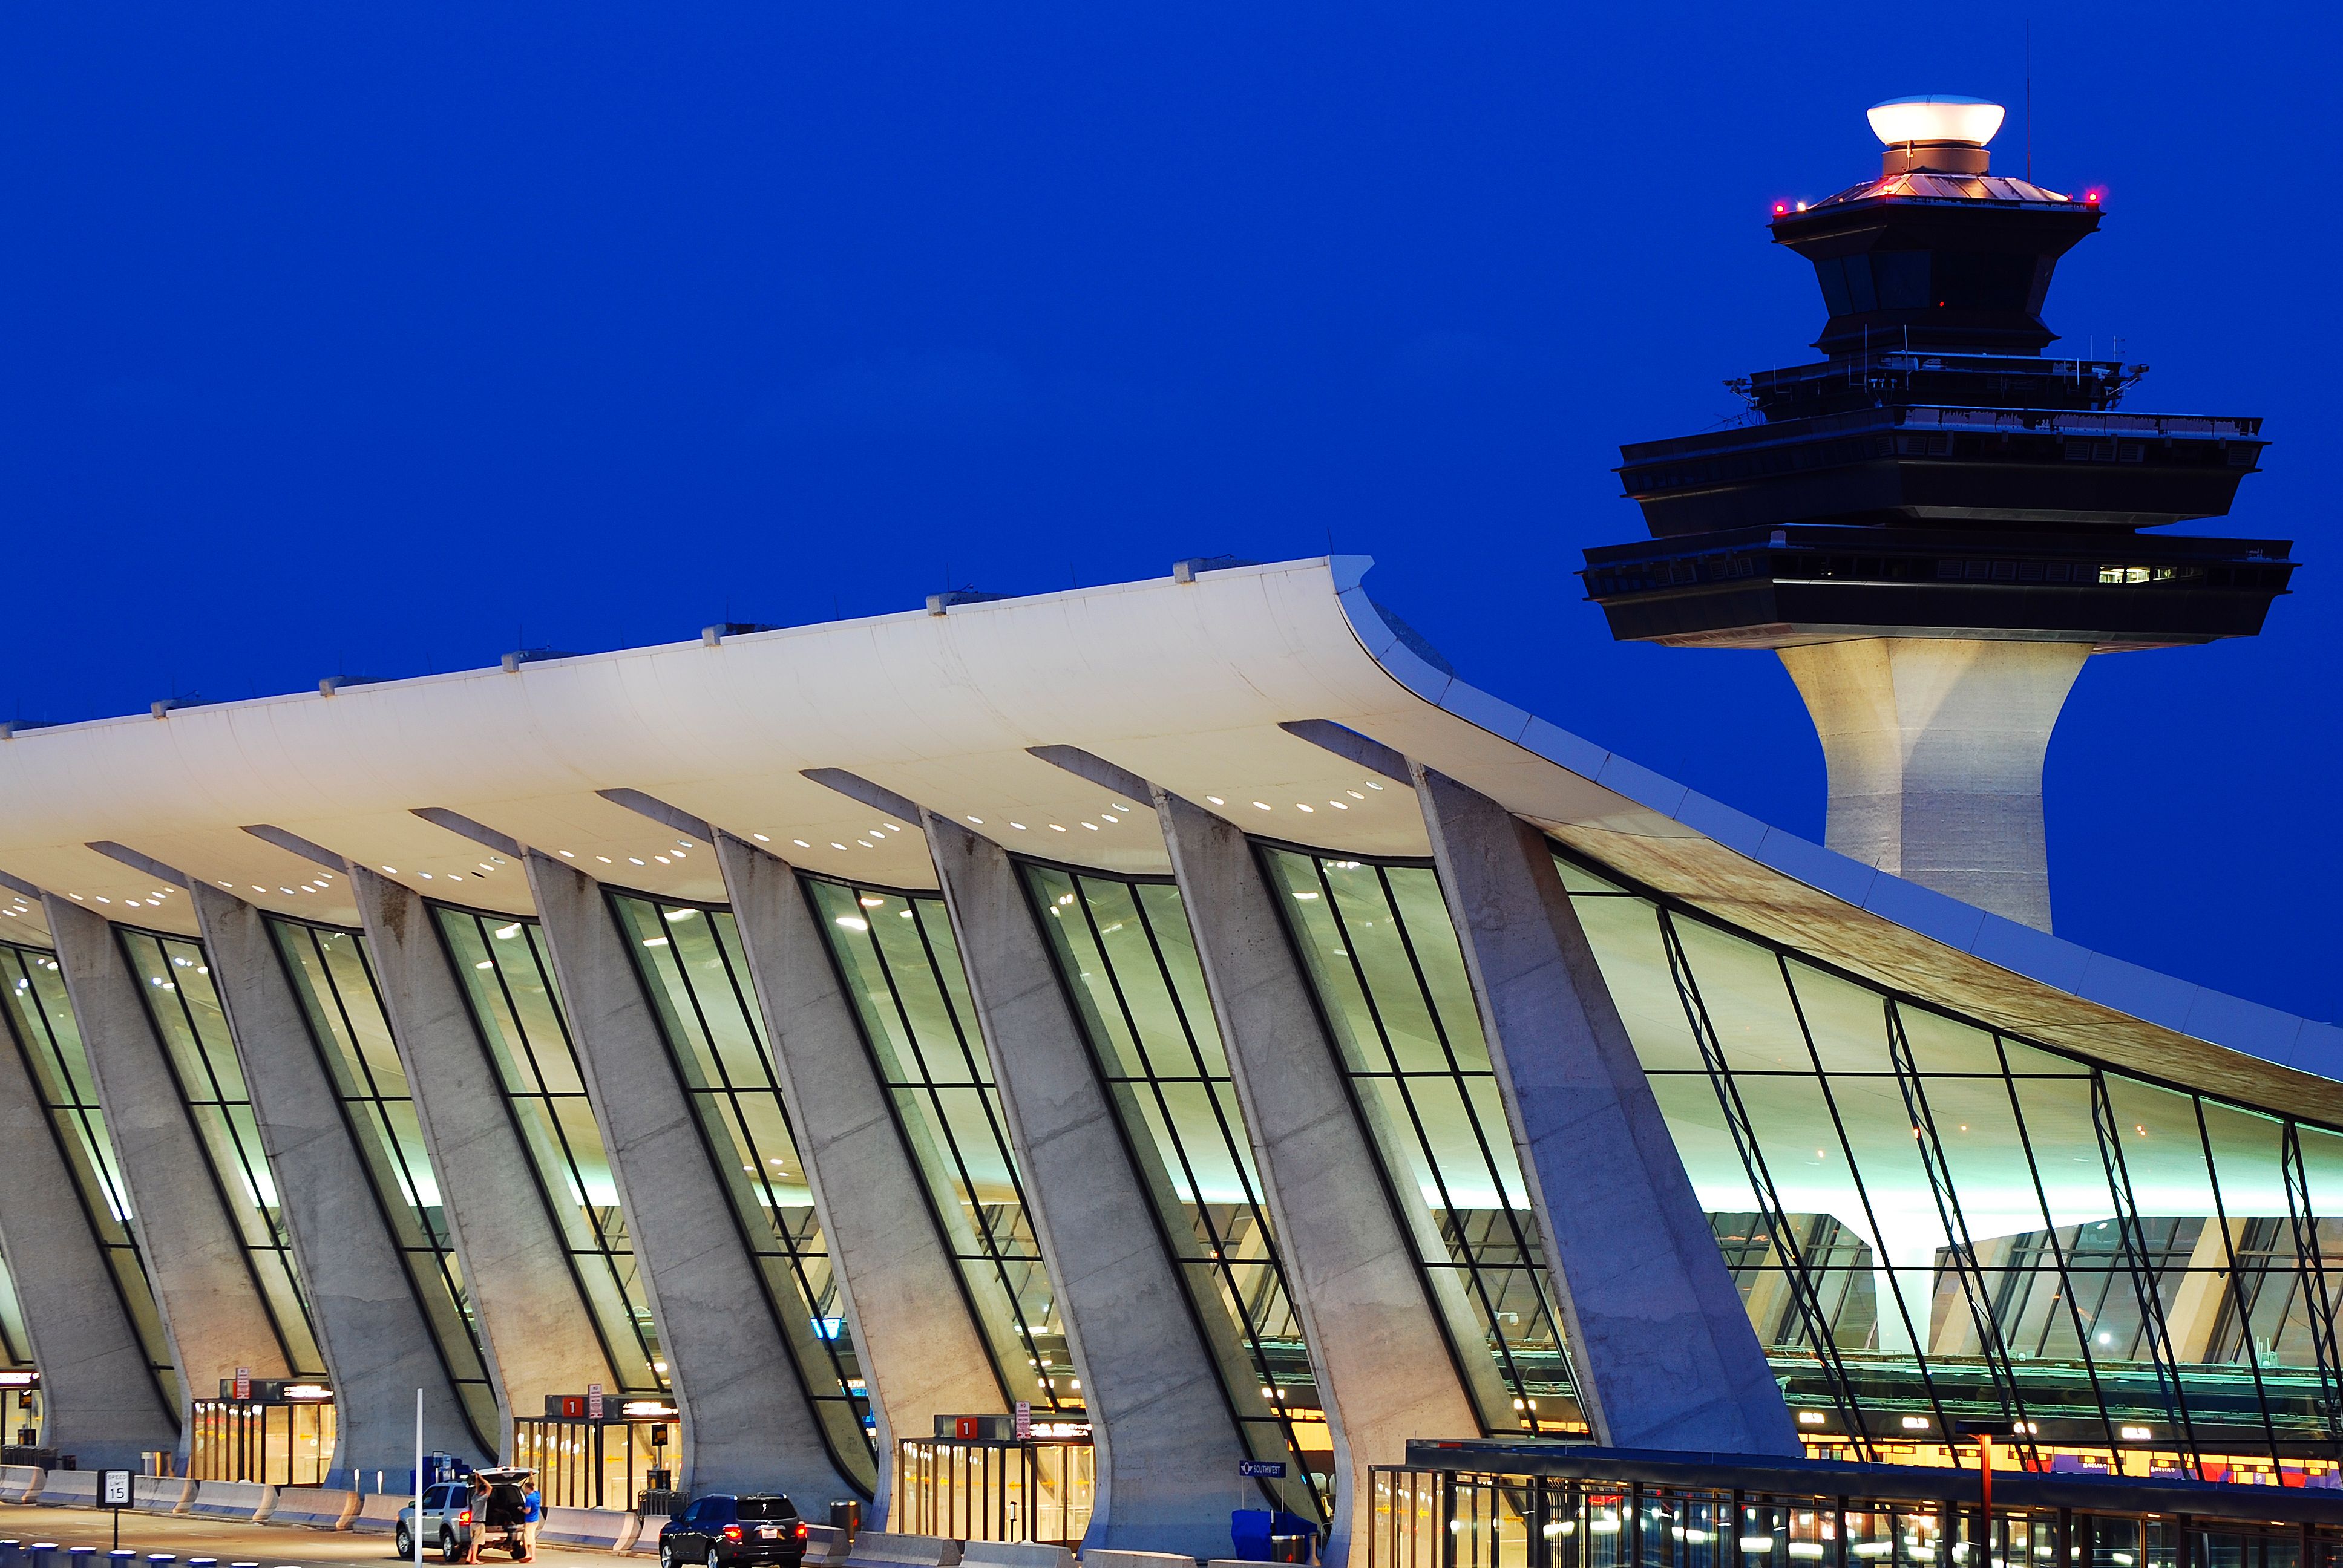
xmin=0 ymin=555 xmax=2331 ymax=1116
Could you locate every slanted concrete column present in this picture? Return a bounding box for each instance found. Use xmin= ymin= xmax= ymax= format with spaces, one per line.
xmin=713 ymin=831 xmax=1000 ymax=1527
xmin=0 ymin=988 xmax=178 ymax=1467
xmin=188 ymin=883 xmax=484 ymax=1470
xmin=1412 ymin=766 xmax=1800 ymax=1457
xmin=1778 ymin=638 xmax=2088 ymax=930
xmin=41 ymin=895 xmax=289 ymax=1436
xmin=347 ymin=864 xmax=614 ymax=1449
xmin=920 ymin=811 xmax=1244 ymax=1561
xmin=522 ymin=849 xmax=859 ymax=1502
xmin=1152 ymin=788 xmax=1483 ymax=1568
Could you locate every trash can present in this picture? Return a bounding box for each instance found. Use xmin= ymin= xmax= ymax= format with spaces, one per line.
xmin=828 ymin=1502 xmax=860 ymax=1544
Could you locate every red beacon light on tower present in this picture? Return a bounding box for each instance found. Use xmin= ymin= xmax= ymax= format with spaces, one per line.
xmin=2084 ymin=188 xmax=2103 ymax=205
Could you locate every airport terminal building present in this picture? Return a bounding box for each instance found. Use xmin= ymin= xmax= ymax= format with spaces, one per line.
xmin=0 ymin=99 xmax=2332 ymax=1567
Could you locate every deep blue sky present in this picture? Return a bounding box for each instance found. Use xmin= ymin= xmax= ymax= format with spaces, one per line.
xmin=2 ymin=4 xmax=2333 ymax=1019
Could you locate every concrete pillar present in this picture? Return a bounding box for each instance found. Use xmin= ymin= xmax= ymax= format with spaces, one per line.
xmin=41 ymin=895 xmax=290 ymax=1437
xmin=920 ymin=810 xmax=1246 ymax=1561
xmin=522 ymin=849 xmax=860 ymax=1501
xmin=713 ymin=831 xmax=1000 ymax=1527
xmin=188 ymin=882 xmax=484 ymax=1471
xmin=1778 ymin=638 xmax=2089 ymax=931
xmin=346 ymin=864 xmax=615 ymax=1449
xmin=0 ymin=987 xmax=178 ymax=1467
xmin=1412 ymin=766 xmax=1801 ymax=1457
xmin=1150 ymin=787 xmax=1483 ymax=1567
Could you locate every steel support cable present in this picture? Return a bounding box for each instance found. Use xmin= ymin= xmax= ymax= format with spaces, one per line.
xmin=2189 ymin=1095 xmax=2286 ymax=1468
xmin=2279 ymin=1119 xmax=2343 ymax=1443
xmin=2088 ymin=1068 xmax=2203 ymax=1469
xmin=1881 ymin=999 xmax=2042 ymax=1467
xmin=1656 ymin=910 xmax=1872 ymax=1458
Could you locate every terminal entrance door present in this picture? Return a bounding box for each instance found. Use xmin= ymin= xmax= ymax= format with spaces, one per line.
xmin=893 ymin=1436 xmax=1094 ymax=1548
xmin=514 ymin=1402 xmax=678 ymax=1511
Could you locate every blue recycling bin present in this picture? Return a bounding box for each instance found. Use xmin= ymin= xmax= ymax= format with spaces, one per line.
xmin=1231 ymin=1510 xmax=1274 ymax=1561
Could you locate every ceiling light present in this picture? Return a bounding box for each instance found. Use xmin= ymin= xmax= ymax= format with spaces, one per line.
xmin=897 ymin=909 xmax=913 ymax=919
xmin=835 ymin=916 xmax=869 ymax=932
xmin=251 ymin=886 xmax=267 ymax=893
xmin=474 ymin=959 xmax=493 ymax=970
xmin=831 ymin=843 xmax=848 ymax=851
xmin=382 ymin=867 xmax=397 ymax=874
xmin=1206 ymin=796 xmax=1224 ymax=805
xmin=1365 ymin=782 xmax=1384 ymax=791
xmin=1081 ymin=822 xmax=1099 ymax=831
xmin=597 ymin=856 xmax=612 ymax=864
xmin=1113 ymin=802 xmax=1133 ymax=811
xmin=642 ymin=936 xmax=670 ymax=948
xmin=559 ymin=850 xmax=575 ymax=858
xmin=1329 ymin=800 xmax=1348 ymax=809
xmin=1010 ymin=823 xmax=1027 ymax=831
xmin=654 ymin=855 xmax=671 ymax=864
xmin=857 ymin=838 xmax=872 ymax=848
xmin=860 ymin=896 xmax=885 ymax=908
xmin=629 ymin=858 xmax=646 ymax=866
xmin=1252 ymin=802 xmax=1271 ymax=811
xmin=967 ymin=816 xmax=984 ymax=825
xmin=494 ymin=923 xmax=521 ymax=940
xmin=665 ymin=907 xmax=698 ymax=921
xmin=1049 ymin=824 xmax=1066 ymax=832
xmin=477 ymin=863 xmax=493 ymax=872
xmin=791 ymin=840 xmax=809 ymax=848
xmin=421 ymin=872 xmax=435 ymax=879
xmin=217 ymin=880 xmax=232 ymax=889
xmin=753 ymin=834 xmax=772 ymax=843
xmin=1296 ymin=804 xmax=1314 ymax=813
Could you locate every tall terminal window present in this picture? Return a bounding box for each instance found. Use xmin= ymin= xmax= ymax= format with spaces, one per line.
xmin=1558 ymin=849 xmax=2343 ymax=1477
xmin=269 ymin=916 xmax=499 ymax=1451
xmin=1259 ymin=848 xmax=1576 ymax=1437
xmin=119 ymin=927 xmax=325 ymax=1377
xmin=0 ymin=936 xmax=177 ymax=1411
xmin=1021 ymin=861 xmax=1329 ymax=1518
xmin=434 ymin=906 xmax=664 ymax=1391
xmin=805 ymin=877 xmax=1064 ymax=1412
xmin=609 ymin=889 xmax=876 ymax=1490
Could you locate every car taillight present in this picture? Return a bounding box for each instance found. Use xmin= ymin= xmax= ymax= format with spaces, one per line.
xmin=793 ymin=1522 xmax=808 ymax=1540
xmin=459 ymin=1511 xmax=474 ymax=1526
xmin=723 ymin=1526 xmax=743 ymax=1542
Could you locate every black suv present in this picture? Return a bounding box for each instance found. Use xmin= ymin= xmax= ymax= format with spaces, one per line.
xmin=658 ymin=1494 xmax=807 ymax=1568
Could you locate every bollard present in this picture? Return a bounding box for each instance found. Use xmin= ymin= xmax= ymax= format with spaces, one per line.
xmin=2 ymin=1540 xmax=21 ymax=1568
xmin=145 ymin=1558 xmax=175 ymax=1566
xmin=189 ymin=1560 xmax=217 ymax=1568
xmin=108 ymin=1555 xmax=136 ymax=1568
xmin=30 ymin=1544 xmax=61 ymax=1568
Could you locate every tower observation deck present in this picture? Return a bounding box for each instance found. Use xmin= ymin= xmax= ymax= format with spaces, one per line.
xmin=1579 ymin=96 xmax=2296 ymax=930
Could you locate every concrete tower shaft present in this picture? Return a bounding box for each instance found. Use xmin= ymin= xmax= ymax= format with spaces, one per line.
xmin=1778 ymin=638 xmax=2086 ymax=929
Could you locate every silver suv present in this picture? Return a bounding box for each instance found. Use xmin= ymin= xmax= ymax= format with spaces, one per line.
xmin=396 ymin=1480 xmax=479 ymax=1561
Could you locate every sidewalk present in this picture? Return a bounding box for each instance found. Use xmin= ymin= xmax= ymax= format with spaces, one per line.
xmin=0 ymin=1508 xmax=635 ymax=1568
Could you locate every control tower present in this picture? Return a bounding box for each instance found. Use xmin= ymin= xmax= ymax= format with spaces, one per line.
xmin=1579 ymin=95 xmax=2295 ymax=930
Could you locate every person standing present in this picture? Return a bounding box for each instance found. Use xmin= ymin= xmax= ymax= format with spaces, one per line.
xmin=522 ymin=1478 xmax=543 ymax=1561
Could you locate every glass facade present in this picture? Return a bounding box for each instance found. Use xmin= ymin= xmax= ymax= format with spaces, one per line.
xmin=434 ymin=904 xmax=664 ymax=1391
xmin=119 ymin=927 xmax=326 ymax=1377
xmin=1560 ymin=851 xmax=2343 ymax=1477
xmin=1262 ymin=838 xmax=2343 ymax=1479
xmin=804 ymin=876 xmax=1061 ymax=1411
xmin=1259 ymin=848 xmax=1577 ymax=1437
xmin=0 ymin=936 xmax=177 ymax=1411
xmin=188 ymin=1394 xmax=338 ymax=1485
xmin=269 ymin=916 xmax=499 ymax=1451
xmin=608 ymin=889 xmax=876 ymax=1490
xmin=1020 ymin=861 xmax=1329 ymax=1518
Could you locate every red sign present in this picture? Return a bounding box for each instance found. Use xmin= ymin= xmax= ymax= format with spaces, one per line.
xmin=955 ymin=1416 xmax=979 ymax=1440
xmin=233 ymin=1367 xmax=251 ymax=1402
xmin=588 ymin=1383 xmax=604 ymax=1422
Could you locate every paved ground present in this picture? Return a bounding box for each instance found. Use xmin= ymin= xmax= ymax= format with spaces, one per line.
xmin=0 ymin=1508 xmax=636 ymax=1568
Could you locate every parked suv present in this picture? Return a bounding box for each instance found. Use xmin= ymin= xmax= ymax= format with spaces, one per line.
xmin=396 ymin=1480 xmax=477 ymax=1561
xmin=658 ymin=1494 xmax=807 ymax=1568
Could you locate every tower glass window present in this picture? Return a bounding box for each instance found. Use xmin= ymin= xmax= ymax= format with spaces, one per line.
xmin=433 ymin=905 xmax=663 ymax=1391
xmin=119 ymin=927 xmax=325 ymax=1377
xmin=608 ymin=889 xmax=876 ymax=1489
xmin=0 ymin=936 xmax=177 ymax=1411
xmin=1020 ymin=861 xmax=1329 ymax=1519
xmin=1257 ymin=847 xmax=1578 ymax=1436
xmin=267 ymin=915 xmax=500 ymax=1451
xmin=803 ymin=875 xmax=1063 ymax=1411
